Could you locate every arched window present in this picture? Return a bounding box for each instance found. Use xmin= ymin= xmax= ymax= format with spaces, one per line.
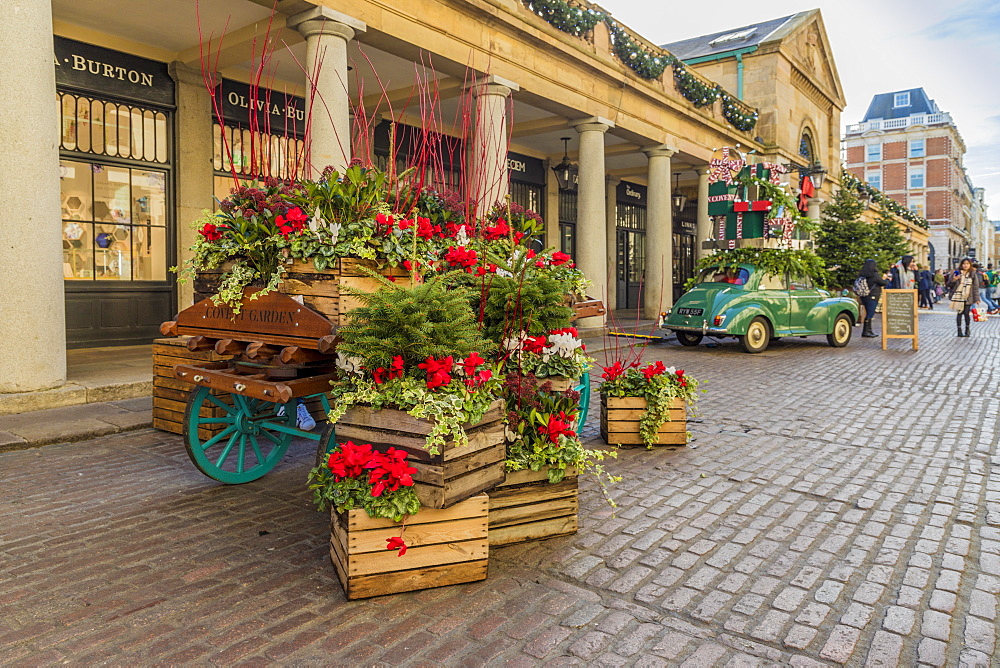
xmin=799 ymin=132 xmax=815 ymax=164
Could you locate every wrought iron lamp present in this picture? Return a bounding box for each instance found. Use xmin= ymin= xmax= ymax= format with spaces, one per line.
xmin=551 ymin=137 xmax=578 ymax=191
xmin=672 ymin=173 xmax=687 ymax=214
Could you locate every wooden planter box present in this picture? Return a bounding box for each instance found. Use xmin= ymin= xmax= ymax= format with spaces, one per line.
xmin=600 ymin=396 xmax=687 ymax=447
xmin=194 ymin=258 xmax=408 ymax=326
xmin=330 ymin=493 xmax=489 ymax=600
xmin=334 ymin=400 xmax=506 ymax=509
xmin=530 ymin=376 xmax=577 ymax=393
xmin=487 ymin=467 xmax=578 ymax=547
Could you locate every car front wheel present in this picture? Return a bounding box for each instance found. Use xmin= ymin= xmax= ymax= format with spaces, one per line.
xmin=739 ymin=317 xmax=770 ymax=354
xmin=675 ymin=331 xmax=703 ymax=347
xmin=827 ymin=313 xmax=853 ymax=347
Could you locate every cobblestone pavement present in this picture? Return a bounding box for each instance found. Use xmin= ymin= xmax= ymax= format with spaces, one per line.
xmin=2 ymin=311 xmax=998 ymax=666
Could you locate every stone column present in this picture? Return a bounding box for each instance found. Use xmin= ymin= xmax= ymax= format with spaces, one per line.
xmin=807 ymin=197 xmax=823 ymax=224
xmin=0 ymin=1 xmax=66 ymax=393
xmin=287 ymin=7 xmax=366 ymax=178
xmin=643 ymin=146 xmax=676 ymax=319
xmin=605 ymin=176 xmax=620 ymax=311
xmin=696 ymin=167 xmax=711 ymax=261
xmin=469 ymin=75 xmax=518 ymax=215
xmin=571 ymin=117 xmax=613 ymax=327
xmin=169 ymin=63 xmax=215 ymax=310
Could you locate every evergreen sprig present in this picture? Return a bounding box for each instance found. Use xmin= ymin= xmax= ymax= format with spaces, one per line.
xmin=337 ymin=272 xmax=495 ymax=370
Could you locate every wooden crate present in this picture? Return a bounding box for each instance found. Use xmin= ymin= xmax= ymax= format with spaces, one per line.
xmin=330 ymin=493 xmax=489 ymax=600
xmin=488 ymin=467 xmax=578 ymax=547
xmin=152 ymin=338 xmax=232 ymax=437
xmin=530 ymin=376 xmax=578 ymax=393
xmin=600 ymin=396 xmax=687 ymax=446
xmin=334 ymin=400 xmax=506 ymax=509
xmin=153 ymin=338 xmax=329 ymax=436
xmin=194 ymin=258 xmax=409 ymax=326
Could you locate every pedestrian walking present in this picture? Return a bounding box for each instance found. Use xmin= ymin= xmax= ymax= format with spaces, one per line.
xmin=889 ymin=255 xmax=917 ymax=289
xmin=983 ymin=263 xmax=1000 ymax=315
xmin=916 ymin=263 xmax=934 ymax=309
xmin=933 ymin=269 xmax=946 ymax=303
xmin=857 ymin=259 xmax=888 ymax=338
xmin=949 ymin=258 xmax=981 ymax=337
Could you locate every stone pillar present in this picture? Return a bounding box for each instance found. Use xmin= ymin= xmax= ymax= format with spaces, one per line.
xmin=696 ymin=167 xmax=711 ymax=261
xmin=0 ymin=1 xmax=66 ymax=393
xmin=643 ymin=146 xmax=676 ymax=319
xmin=469 ymin=75 xmax=518 ymax=214
xmin=571 ymin=117 xmax=613 ymax=327
xmin=605 ymin=176 xmax=620 ymax=311
xmin=169 ymin=63 xmax=215 ymax=310
xmin=288 ymin=7 xmax=366 ymax=178
xmin=807 ymin=197 xmax=822 ymax=224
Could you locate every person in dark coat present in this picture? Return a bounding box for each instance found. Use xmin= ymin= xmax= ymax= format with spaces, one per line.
xmin=916 ymin=263 xmax=934 ymax=309
xmin=857 ymin=258 xmax=889 ymax=338
xmin=889 ymin=255 xmax=916 ymax=289
xmin=949 ymin=258 xmax=982 ymax=337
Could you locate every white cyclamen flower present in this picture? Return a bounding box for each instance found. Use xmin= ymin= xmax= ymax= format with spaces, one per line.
xmin=664 ymin=366 xmax=677 ymax=375
xmin=548 ymin=333 xmax=583 ymax=358
xmin=309 ymin=210 xmax=323 ymax=232
xmin=328 ymin=221 xmax=342 ymax=244
xmin=335 ymin=353 xmax=364 ymax=376
xmin=455 ymin=225 xmax=469 ymax=246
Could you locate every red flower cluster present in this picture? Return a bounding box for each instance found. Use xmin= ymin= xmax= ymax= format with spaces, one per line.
xmin=676 ymin=369 xmax=687 ymax=388
xmin=522 ymin=335 xmax=548 ymax=354
xmin=276 ymin=207 xmax=308 ymax=237
xmin=445 ymin=221 xmax=474 ymax=238
xmin=640 ymin=361 xmax=666 ymax=380
xmin=325 ymin=441 xmax=417 ymax=498
xmin=459 ymin=352 xmax=492 ymax=389
xmin=601 ymin=361 xmax=625 ymax=381
xmin=550 ymin=327 xmax=578 ymax=337
xmin=484 ymin=219 xmax=510 ymax=240
xmin=538 ymin=411 xmax=577 ymax=444
xmin=400 ymin=217 xmax=442 ymax=239
xmin=375 ymin=213 xmax=395 ymax=234
xmin=474 ymin=263 xmax=499 ymax=276
xmin=444 ymin=246 xmax=478 ymax=271
xmin=372 ymin=355 xmax=405 ymax=384
xmin=418 ymin=355 xmax=454 ymax=390
xmin=199 ymin=222 xmax=226 ymax=241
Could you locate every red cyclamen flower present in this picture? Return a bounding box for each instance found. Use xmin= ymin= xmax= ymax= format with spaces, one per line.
xmin=199 ymin=223 xmax=225 ymax=241
xmin=537 ymin=412 xmax=577 ymax=444
xmin=386 ymin=536 xmax=407 ymax=556
xmin=418 ymin=356 xmax=454 ymax=390
xmin=275 ymin=206 xmax=308 ymax=237
xmin=601 ymin=361 xmax=625 ymax=381
xmin=551 ymin=251 xmax=572 ymax=266
xmin=641 ymin=361 xmax=666 ymax=380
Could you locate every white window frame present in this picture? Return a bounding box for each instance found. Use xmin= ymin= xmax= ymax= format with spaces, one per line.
xmin=909 ymin=139 xmax=925 ymax=158
xmin=865 ymin=172 xmax=881 ymax=190
xmin=908 ymin=198 xmax=925 ymax=217
xmin=894 ymin=92 xmax=910 ymax=108
xmin=866 ymin=143 xmax=882 ymax=162
xmin=909 ymin=166 xmax=925 ymax=189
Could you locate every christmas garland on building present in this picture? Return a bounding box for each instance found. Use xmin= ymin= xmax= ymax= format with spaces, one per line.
xmin=842 ymin=171 xmax=929 ymax=230
xmin=524 ymin=0 xmax=759 ymax=132
xmin=525 ymin=0 xmax=605 ymax=38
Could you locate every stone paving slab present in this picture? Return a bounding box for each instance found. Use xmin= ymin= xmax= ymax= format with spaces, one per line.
xmin=0 ymin=312 xmax=997 ymax=665
xmin=0 ymin=397 xmax=152 ymax=452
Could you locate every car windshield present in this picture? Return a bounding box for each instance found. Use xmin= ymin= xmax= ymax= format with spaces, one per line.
xmin=697 ymin=266 xmax=752 ymax=287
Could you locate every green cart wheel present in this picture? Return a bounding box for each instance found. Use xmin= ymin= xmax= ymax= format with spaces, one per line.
xmin=183 ymin=385 xmax=296 ymax=484
xmin=575 ymin=371 xmax=591 ymax=434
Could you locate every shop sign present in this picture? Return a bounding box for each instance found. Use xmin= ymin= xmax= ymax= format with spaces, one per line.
xmin=616 ymin=181 xmax=646 ymax=205
xmin=507 ymin=152 xmax=545 ymax=186
xmin=218 ymin=79 xmax=306 ymax=137
xmin=674 ymin=219 xmax=698 ymax=235
xmin=54 ymin=36 xmax=173 ymax=107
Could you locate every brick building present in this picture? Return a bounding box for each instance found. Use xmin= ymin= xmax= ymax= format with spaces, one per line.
xmin=844 ymin=88 xmax=990 ymax=269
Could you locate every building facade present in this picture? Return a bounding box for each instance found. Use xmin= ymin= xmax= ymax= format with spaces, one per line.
xmin=1 ymin=0 xmax=843 ymax=397
xmin=844 ymin=88 xmax=989 ymax=270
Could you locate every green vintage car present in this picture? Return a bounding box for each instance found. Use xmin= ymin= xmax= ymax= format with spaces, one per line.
xmin=663 ymin=264 xmax=860 ymax=353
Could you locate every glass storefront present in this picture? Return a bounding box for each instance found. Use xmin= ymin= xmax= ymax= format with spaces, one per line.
xmin=55 ymin=37 xmax=175 ymax=347
xmin=616 ymin=182 xmax=646 ymax=310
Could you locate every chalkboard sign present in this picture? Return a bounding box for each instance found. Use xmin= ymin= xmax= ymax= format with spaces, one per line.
xmin=881 ymin=289 xmax=918 ymax=350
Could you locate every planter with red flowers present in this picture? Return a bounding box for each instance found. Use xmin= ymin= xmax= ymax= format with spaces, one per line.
xmin=325 ymin=273 xmax=506 ymax=509
xmin=599 ymin=361 xmax=702 ymax=448
xmin=308 ymin=441 xmax=488 ymax=599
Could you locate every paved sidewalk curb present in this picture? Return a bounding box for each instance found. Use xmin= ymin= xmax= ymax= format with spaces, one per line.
xmin=0 ymin=397 xmax=152 ymax=452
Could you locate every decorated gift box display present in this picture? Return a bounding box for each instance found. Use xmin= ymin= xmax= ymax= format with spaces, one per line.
xmin=706 ymin=147 xmax=818 ymax=249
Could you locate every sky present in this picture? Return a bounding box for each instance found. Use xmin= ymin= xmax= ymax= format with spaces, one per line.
xmin=602 ymin=0 xmax=1000 ymax=219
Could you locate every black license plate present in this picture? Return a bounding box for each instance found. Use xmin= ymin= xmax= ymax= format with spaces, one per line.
xmin=677 ymin=308 xmax=703 ymax=316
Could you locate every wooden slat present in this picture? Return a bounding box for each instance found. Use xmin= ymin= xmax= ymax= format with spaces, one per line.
xmin=488 ymin=495 xmax=578 ymax=528
xmin=176 ymin=289 xmax=335 ymax=344
xmin=280 ymin=276 xmax=341 ymax=297
xmin=603 ymin=408 xmax=686 ymax=421
xmin=496 ymin=467 xmax=578 ymax=489
xmin=342 ymin=560 xmax=488 ymax=600
xmin=346 ymin=494 xmax=488 ymax=531
xmin=412 ymin=462 xmax=506 ymax=509
xmin=601 ymin=430 xmax=687 ymax=445
xmin=489 ymin=517 xmax=578 ymax=547
xmin=604 ymin=397 xmax=684 ymax=410
xmin=602 ymin=420 xmax=687 ymax=434
xmin=346 ymin=517 xmax=487 ymax=555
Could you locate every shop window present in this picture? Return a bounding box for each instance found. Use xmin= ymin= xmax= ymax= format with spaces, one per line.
xmin=60 ymin=160 xmax=167 ymax=281
xmin=214 ymin=123 xmax=304 ymax=181
xmin=558 ymin=190 xmax=577 ymax=259
xmin=58 ymin=92 xmax=168 ymax=163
